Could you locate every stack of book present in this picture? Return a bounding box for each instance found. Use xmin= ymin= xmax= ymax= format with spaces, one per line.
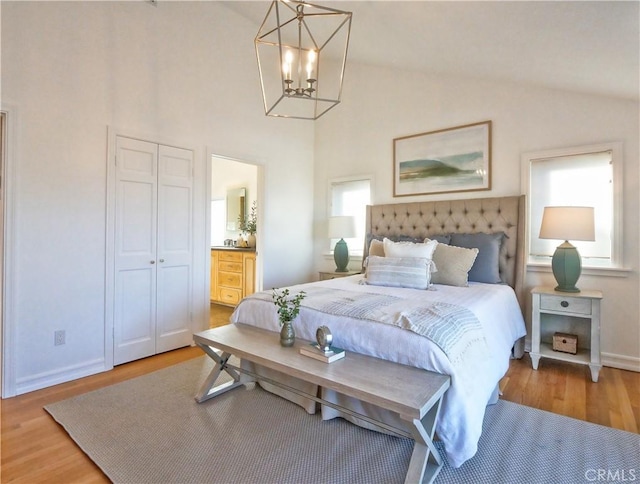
xmin=299 ymin=343 xmax=345 ymax=363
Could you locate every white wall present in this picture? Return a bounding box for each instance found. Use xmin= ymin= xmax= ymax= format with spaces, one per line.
xmin=314 ymin=62 xmax=640 ymax=370
xmin=1 ymin=2 xmax=315 ymax=395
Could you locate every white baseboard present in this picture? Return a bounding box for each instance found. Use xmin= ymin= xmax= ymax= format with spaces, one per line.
xmin=601 ymin=352 xmax=640 ymax=373
xmin=523 ymin=337 xmax=639 ymax=373
xmin=14 ymin=358 xmax=108 ymax=396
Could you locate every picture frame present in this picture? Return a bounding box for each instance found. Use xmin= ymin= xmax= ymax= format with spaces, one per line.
xmin=393 ymin=120 xmax=492 ymax=197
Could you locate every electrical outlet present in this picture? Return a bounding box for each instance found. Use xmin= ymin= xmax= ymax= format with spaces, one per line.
xmin=54 ymin=330 xmax=65 ymax=346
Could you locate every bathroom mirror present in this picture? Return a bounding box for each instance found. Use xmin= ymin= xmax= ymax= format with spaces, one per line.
xmin=226 ymin=187 xmax=246 ymax=231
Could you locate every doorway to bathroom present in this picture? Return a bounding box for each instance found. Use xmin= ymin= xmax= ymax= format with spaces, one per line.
xmin=209 ymin=155 xmax=262 ymax=328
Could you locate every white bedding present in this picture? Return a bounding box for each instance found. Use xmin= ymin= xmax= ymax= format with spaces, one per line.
xmin=230 ymin=275 xmax=526 ymax=468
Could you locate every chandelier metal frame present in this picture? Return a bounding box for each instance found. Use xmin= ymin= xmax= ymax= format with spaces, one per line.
xmin=255 ymin=0 xmax=352 ymax=120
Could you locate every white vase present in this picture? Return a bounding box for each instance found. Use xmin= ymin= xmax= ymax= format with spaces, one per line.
xmin=247 ymin=234 xmax=256 ymax=248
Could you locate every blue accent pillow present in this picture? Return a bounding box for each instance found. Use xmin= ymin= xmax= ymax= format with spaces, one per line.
xmin=366 ymin=233 xmax=424 ymax=247
xmin=449 ymin=232 xmax=505 ymax=284
xmin=426 ymin=234 xmax=451 ymax=245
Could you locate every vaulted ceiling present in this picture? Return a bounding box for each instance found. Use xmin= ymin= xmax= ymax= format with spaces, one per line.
xmin=228 ymin=1 xmax=640 ymax=101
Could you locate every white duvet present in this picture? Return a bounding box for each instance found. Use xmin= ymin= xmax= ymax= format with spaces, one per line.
xmin=230 ymin=275 xmax=526 ymax=468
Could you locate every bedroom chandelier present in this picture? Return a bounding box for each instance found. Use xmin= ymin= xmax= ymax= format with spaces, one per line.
xmin=255 ymin=0 xmax=352 ymax=120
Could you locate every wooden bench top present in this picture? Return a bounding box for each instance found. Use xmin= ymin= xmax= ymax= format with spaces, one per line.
xmin=194 ymin=323 xmax=450 ymax=421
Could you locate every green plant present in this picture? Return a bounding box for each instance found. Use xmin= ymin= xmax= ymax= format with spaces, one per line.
xmin=272 ymin=288 xmax=306 ymax=324
xmin=238 ymin=201 xmax=257 ymax=235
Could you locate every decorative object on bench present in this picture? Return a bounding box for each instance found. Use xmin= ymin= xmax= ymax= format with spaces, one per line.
xmin=272 ymin=288 xmax=306 ymax=347
xmin=299 ymin=325 xmax=345 ymax=362
xmin=299 ymin=342 xmax=345 ymax=363
xmin=552 ymin=332 xmax=578 ymax=355
xmin=316 ymin=325 xmax=333 ymax=351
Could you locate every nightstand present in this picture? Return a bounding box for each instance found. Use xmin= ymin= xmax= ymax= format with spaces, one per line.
xmin=530 ymin=286 xmax=603 ymax=382
xmin=318 ymin=270 xmax=360 ymax=281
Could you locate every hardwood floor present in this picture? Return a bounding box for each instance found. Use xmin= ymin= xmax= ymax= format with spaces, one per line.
xmin=2 ymin=305 xmax=638 ymax=483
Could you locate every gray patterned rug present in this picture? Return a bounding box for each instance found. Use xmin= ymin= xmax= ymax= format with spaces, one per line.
xmin=45 ymin=356 xmax=639 ymax=484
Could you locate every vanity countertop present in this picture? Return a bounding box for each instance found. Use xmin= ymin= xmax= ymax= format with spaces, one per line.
xmin=211 ymin=246 xmax=256 ymax=252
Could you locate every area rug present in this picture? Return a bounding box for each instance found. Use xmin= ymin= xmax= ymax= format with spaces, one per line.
xmin=45 ymin=357 xmax=639 ymax=484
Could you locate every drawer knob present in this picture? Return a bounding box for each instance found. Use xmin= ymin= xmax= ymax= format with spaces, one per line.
xmin=561 ymin=300 xmax=569 ymax=308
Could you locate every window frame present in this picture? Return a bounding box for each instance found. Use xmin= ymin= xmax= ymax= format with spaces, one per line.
xmin=521 ymin=141 xmax=627 ymax=276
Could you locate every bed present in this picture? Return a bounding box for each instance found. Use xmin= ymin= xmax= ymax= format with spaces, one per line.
xmin=230 ymin=195 xmax=527 ymax=468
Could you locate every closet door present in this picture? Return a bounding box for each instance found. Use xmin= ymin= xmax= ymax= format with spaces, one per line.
xmin=155 ymin=145 xmax=193 ymax=353
xmin=114 ymin=137 xmax=158 ymax=365
xmin=113 ymin=137 xmax=195 ymax=365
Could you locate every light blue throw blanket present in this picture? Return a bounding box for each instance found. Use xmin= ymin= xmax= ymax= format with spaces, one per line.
xmin=256 ymin=287 xmax=489 ymax=371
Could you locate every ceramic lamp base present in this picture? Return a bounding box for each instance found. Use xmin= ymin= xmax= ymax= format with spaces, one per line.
xmin=552 ymin=241 xmax=582 ymax=293
xmin=333 ymin=238 xmax=350 ymax=272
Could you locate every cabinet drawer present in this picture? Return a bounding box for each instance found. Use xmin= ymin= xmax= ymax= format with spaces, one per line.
xmin=540 ymin=294 xmax=591 ymax=315
xmin=218 ymin=271 xmax=242 ymax=288
xmin=219 ymin=261 xmax=242 ymax=273
xmin=219 ymin=251 xmax=243 ymax=263
xmin=218 ymin=287 xmax=241 ymax=305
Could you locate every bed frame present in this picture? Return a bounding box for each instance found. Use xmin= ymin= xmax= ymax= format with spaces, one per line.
xmin=364 ymin=195 xmax=526 ymax=357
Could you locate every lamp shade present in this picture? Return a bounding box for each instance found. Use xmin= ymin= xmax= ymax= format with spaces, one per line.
xmin=328 ymin=216 xmax=356 ymax=239
xmin=539 ymin=206 xmax=595 ymax=241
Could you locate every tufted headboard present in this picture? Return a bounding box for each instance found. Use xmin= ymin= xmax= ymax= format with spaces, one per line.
xmin=364 ymin=195 xmax=526 ymax=313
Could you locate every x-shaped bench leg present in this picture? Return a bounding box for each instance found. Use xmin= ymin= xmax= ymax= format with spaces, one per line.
xmin=194 ymin=343 xmax=248 ymax=403
xmin=403 ymin=396 xmax=444 ymax=484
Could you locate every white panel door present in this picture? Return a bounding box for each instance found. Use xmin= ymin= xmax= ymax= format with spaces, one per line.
xmin=114 ymin=137 xmax=158 ymax=365
xmin=155 ymin=145 xmax=193 ymax=353
xmin=113 ymin=138 xmax=195 ymax=365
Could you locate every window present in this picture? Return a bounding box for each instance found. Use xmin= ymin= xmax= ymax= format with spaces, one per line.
xmin=329 ymin=176 xmax=372 ymax=255
xmin=523 ymin=142 xmax=623 ymax=269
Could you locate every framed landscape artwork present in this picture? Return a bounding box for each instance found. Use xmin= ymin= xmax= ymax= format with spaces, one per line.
xmin=393 ymin=121 xmax=492 ymax=197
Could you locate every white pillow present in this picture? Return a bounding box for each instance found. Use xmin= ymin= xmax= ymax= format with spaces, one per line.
xmin=383 ymin=237 xmax=438 ymax=260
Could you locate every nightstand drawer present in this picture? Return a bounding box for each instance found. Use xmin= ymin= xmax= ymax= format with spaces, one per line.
xmin=540 ymin=294 xmax=591 ymax=315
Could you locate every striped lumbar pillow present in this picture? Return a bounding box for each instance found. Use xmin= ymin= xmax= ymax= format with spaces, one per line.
xmin=365 ymin=256 xmax=432 ymax=289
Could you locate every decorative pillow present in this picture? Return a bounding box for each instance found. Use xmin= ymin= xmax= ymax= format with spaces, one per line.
xmin=365 ymin=233 xmax=424 ymax=249
xmin=449 ymin=232 xmax=505 ymax=284
xmin=363 ymin=234 xmax=423 ymax=272
xmin=425 ymin=234 xmax=451 ymax=245
xmin=365 ymin=256 xmax=432 ymax=289
xmin=383 ymin=237 xmax=438 ymax=260
xmin=368 ymin=238 xmax=385 ymax=258
xmin=430 ymin=243 xmax=479 ymax=287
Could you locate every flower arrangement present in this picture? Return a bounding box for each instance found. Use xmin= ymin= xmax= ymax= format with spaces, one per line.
xmin=272 ymin=288 xmax=306 ymax=324
xmin=238 ymin=200 xmax=257 ymax=235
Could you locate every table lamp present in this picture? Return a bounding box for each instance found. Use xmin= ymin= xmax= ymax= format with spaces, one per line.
xmin=539 ymin=206 xmax=595 ymax=293
xmin=328 ymin=216 xmax=356 ymax=272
